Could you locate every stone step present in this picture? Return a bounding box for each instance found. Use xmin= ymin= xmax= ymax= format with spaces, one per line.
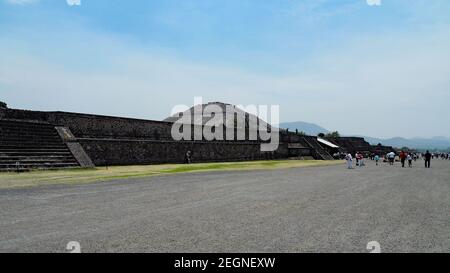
xmin=0 ymin=162 xmax=80 ymax=170
xmin=0 ymin=146 xmax=67 ymax=151
xmin=0 ymin=148 xmax=70 ymax=152
xmin=0 ymin=121 xmax=54 ymax=127
xmin=0 ymin=131 xmax=58 ymax=137
xmin=0 ymin=128 xmax=59 ymax=134
xmin=0 ymin=138 xmax=63 ymax=145
xmin=0 ymin=136 xmax=62 ymax=142
xmin=0 ymin=121 xmax=81 ymax=170
xmin=0 ymin=124 xmax=57 ymax=130
xmin=0 ymin=129 xmax=59 ymax=135
xmin=0 ymin=126 xmax=57 ymax=133
xmin=0 ymin=158 xmax=78 ymax=164
xmin=0 ymin=145 xmax=68 ymax=150
xmin=1 ymin=153 xmax=71 ymax=158
xmin=0 ymin=141 xmax=66 ymax=146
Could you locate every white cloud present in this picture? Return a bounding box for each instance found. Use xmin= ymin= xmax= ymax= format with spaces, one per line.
xmin=1 ymin=23 xmax=450 ymax=138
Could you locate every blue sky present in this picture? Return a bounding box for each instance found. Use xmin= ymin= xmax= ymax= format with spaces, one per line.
xmin=1 ymin=0 xmax=450 ymax=138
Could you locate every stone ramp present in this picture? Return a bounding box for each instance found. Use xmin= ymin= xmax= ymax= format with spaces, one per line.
xmin=0 ymin=120 xmax=80 ymax=170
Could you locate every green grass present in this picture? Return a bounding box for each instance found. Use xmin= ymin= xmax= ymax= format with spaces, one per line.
xmin=0 ymin=160 xmax=342 ymax=189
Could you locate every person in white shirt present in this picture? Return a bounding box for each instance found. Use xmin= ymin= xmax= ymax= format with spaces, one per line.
xmin=345 ymin=153 xmax=353 ymax=169
xmin=387 ymin=152 xmax=396 ymax=166
xmin=407 ymin=154 xmax=413 ymax=168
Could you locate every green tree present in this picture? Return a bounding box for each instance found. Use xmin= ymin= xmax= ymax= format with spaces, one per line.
xmin=325 ymin=131 xmax=340 ymax=139
xmin=0 ymin=101 xmax=7 ymax=108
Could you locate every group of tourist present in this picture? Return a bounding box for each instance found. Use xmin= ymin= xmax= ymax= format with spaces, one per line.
xmin=344 ymin=152 xmax=367 ymax=169
xmin=344 ymin=150 xmax=445 ymax=169
xmin=429 ymin=152 xmax=450 ymax=160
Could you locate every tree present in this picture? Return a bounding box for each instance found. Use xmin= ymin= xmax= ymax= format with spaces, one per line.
xmin=325 ymin=131 xmax=340 ymax=139
xmin=318 ymin=133 xmax=325 ymax=138
xmin=0 ymin=101 xmax=7 ymax=108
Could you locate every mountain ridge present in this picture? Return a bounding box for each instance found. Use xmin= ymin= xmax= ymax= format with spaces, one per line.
xmin=279 ymin=121 xmax=329 ymax=136
xmin=280 ymin=121 xmax=450 ymax=150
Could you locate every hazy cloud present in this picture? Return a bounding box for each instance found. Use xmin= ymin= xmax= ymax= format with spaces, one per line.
xmin=1 ymin=24 xmax=449 ymax=138
xmin=1 ymin=1 xmax=450 ymax=138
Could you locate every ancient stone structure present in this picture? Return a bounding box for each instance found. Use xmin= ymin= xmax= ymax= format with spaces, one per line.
xmin=371 ymin=143 xmax=396 ymax=156
xmin=0 ymin=103 xmax=336 ymax=170
xmin=328 ymin=137 xmax=395 ymax=157
xmin=0 ymin=119 xmax=86 ymax=170
xmin=329 ymin=137 xmax=373 ymax=156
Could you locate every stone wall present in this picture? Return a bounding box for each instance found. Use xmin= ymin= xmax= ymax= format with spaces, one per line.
xmin=371 ymin=144 xmax=396 ymax=156
xmin=0 ymin=108 xmax=175 ymax=139
xmin=0 ymin=107 xmax=309 ymax=165
xmin=48 ymin=112 xmax=174 ymax=140
xmin=0 ymin=108 xmax=49 ymax=121
xmin=78 ymin=139 xmax=268 ymax=166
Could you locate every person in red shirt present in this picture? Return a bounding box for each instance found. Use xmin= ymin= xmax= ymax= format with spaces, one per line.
xmin=399 ymin=151 xmax=407 ymax=168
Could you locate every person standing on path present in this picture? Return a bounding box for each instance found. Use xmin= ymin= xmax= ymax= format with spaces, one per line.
xmin=374 ymin=154 xmax=380 ymax=166
xmin=359 ymin=153 xmax=365 ymax=167
xmin=425 ymin=150 xmax=432 ymax=168
xmin=345 ymin=153 xmax=353 ymax=169
xmin=185 ymin=150 xmax=193 ymax=164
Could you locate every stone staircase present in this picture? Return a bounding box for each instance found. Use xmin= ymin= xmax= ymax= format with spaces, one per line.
xmin=302 ymin=136 xmax=334 ymax=160
xmin=0 ymin=120 xmax=80 ymax=170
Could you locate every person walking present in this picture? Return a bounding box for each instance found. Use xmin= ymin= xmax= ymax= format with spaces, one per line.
xmin=387 ymin=151 xmax=395 ymax=166
xmin=400 ymin=151 xmax=407 ymax=168
xmin=407 ymin=154 xmax=413 ymax=168
xmin=374 ymin=154 xmax=380 ymax=166
xmin=425 ymin=150 xmax=432 ymax=168
xmin=345 ymin=153 xmax=353 ymax=169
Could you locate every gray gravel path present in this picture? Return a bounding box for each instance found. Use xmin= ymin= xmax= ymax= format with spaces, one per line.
xmin=0 ymin=160 xmax=449 ymax=253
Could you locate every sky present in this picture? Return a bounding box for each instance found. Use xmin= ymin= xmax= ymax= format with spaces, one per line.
xmin=0 ymin=0 xmax=449 ymax=138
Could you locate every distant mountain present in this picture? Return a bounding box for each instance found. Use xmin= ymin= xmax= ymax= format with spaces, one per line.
xmin=279 ymin=121 xmax=450 ymax=150
xmin=430 ymin=136 xmax=450 ymax=142
xmin=279 ymin=121 xmax=329 ymax=136
xmin=361 ymin=136 xmax=450 ymax=150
